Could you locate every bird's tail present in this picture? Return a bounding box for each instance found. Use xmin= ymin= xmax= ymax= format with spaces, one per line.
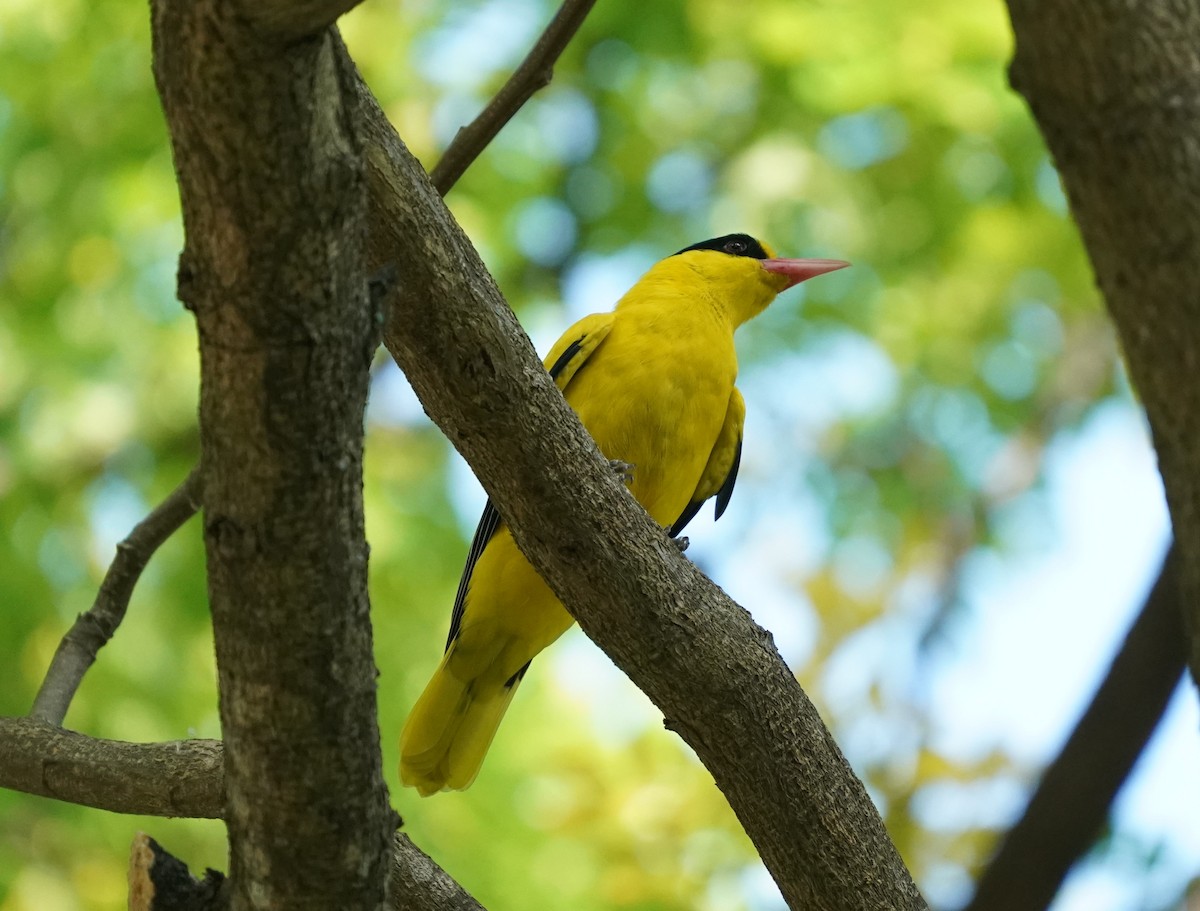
xmin=399 ymin=645 xmax=526 ymax=796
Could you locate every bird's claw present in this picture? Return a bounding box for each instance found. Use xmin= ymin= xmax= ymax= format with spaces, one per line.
xmin=672 ymin=535 xmax=690 ymax=553
xmin=608 ymin=459 xmax=635 ymax=485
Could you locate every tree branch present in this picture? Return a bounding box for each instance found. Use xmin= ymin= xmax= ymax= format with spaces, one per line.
xmin=30 ymin=467 xmax=203 ymax=726
xmin=0 ymin=716 xmax=224 ymax=818
xmin=427 ymin=0 xmax=597 ymax=194
xmin=964 ymin=546 xmax=1186 ymax=911
xmin=7 ymin=7 xmax=609 ymax=911
xmin=390 ymin=835 xmax=486 ymax=911
xmin=8 ymin=13 xmax=598 ymax=900
xmin=350 ymin=48 xmax=925 ymax=911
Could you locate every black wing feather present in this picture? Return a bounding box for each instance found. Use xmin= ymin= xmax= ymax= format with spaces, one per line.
xmin=669 ymin=437 xmax=743 ymax=536
xmin=713 ymin=437 xmax=742 ymax=521
xmin=445 ymin=334 xmax=589 ymax=650
xmin=548 ymin=337 xmax=585 ymax=380
xmin=668 ymin=500 xmax=703 ymax=538
xmin=445 ymin=500 xmax=502 ymax=650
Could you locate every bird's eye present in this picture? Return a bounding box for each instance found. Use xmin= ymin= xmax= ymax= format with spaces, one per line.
xmin=724 ymin=239 xmax=748 ymax=254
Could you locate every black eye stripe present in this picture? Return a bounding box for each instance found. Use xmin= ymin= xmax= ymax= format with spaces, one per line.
xmin=674 ymin=233 xmax=769 ymax=260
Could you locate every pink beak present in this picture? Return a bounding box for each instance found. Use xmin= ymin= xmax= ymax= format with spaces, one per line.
xmin=761 ymin=258 xmax=850 ymax=289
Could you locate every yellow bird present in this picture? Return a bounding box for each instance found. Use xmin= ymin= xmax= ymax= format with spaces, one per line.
xmin=400 ymin=234 xmax=848 ymax=795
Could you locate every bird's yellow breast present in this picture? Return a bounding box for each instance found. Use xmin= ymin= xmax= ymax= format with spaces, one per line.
xmin=564 ymin=301 xmax=737 ymax=525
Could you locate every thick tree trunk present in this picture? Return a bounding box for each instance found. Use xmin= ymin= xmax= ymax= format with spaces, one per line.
xmin=150 ymin=7 xmax=391 ymax=911
xmin=1004 ymin=0 xmax=1200 ymax=681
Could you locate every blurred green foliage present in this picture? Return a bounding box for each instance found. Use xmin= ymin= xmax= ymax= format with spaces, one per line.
xmin=0 ymin=0 xmax=1138 ymax=909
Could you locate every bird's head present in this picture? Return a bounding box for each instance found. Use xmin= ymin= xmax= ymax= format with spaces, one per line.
xmin=669 ymin=233 xmax=849 ymax=325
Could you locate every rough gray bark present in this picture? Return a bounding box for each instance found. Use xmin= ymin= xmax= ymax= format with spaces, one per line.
xmin=150 ymin=5 xmax=391 ymax=911
xmin=10 ymin=1 xmax=1195 ymax=906
xmin=390 ymin=836 xmax=486 ymax=911
xmin=0 ymin=717 xmax=224 ymax=818
xmin=1004 ymin=0 xmax=1200 ymax=682
xmin=353 ymin=47 xmax=926 ymax=911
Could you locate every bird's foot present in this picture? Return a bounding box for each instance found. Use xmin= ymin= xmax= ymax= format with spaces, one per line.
xmin=672 ymin=535 xmax=690 ymax=553
xmin=608 ymin=459 xmax=635 ymax=485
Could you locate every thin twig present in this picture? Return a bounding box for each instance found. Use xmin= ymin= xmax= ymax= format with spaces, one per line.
xmin=428 ymin=0 xmax=598 ymax=195
xmin=964 ymin=545 xmax=1186 ymax=911
xmin=29 ymin=467 xmax=203 ymax=725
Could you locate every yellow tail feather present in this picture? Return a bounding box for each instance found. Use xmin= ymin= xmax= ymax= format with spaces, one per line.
xmin=399 ymin=646 xmax=523 ymax=796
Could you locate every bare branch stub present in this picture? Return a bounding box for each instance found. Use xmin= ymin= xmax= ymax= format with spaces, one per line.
xmin=29 ymin=467 xmax=204 ymax=726
xmin=428 ymin=0 xmax=598 ymax=194
xmin=129 ymin=834 xmax=229 ymax=911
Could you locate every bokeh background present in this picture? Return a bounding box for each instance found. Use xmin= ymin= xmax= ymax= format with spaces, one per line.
xmin=1 ymin=0 xmax=1195 ymax=909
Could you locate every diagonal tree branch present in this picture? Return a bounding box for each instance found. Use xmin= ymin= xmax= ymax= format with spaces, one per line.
xmin=390 ymin=835 xmax=486 ymax=911
xmin=427 ymin=0 xmax=598 ymax=194
xmin=351 ymin=47 xmax=925 ymax=911
xmin=14 ymin=15 xmax=919 ymax=908
xmin=30 ymin=468 xmax=204 ymax=726
xmin=964 ymin=546 xmax=1186 ymax=911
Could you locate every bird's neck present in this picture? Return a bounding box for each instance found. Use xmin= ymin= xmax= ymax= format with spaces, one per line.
xmin=616 ymin=259 xmax=775 ymax=329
